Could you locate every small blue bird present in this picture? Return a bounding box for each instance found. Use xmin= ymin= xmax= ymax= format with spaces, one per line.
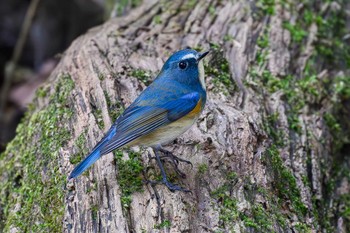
xmin=69 ymin=49 xmax=209 ymax=191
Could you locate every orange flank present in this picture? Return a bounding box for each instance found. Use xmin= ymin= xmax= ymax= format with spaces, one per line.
xmin=187 ymin=97 xmax=202 ymax=117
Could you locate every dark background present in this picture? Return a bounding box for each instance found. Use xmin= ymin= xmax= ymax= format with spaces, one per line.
xmin=0 ymin=0 xmax=108 ymax=152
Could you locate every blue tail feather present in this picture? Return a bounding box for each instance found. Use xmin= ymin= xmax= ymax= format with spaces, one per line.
xmin=69 ymin=127 xmax=117 ymax=179
xmin=69 ymin=149 xmax=101 ymax=179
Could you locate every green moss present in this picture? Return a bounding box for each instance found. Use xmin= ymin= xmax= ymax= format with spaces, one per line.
xmin=227 ymin=171 xmax=237 ymax=181
xmin=334 ymin=76 xmax=350 ymax=99
xmin=110 ymin=0 xmax=141 ymax=17
xmin=212 ymin=184 xmax=239 ymax=225
xmin=114 ymin=150 xmax=144 ymax=209
xmin=104 ymin=90 xmax=124 ymax=122
xmin=323 ymin=75 xmax=350 ymax=152
xmin=263 ymin=112 xmax=284 ymax=147
xmin=197 ymin=163 xmax=208 ymax=175
xmin=205 ymin=44 xmax=236 ymax=95
xmin=154 ymin=219 xmax=171 ymax=229
xmin=242 ymin=216 xmax=258 ymax=229
xmin=243 ymin=184 xmax=294 ymax=231
xmin=91 ymin=205 xmax=98 ymax=220
xmin=36 ymin=87 xmax=47 ymax=98
xmin=241 ymin=205 xmax=273 ymax=231
xmin=153 ymin=15 xmax=162 ymax=24
xmin=294 ymin=222 xmax=311 ymax=233
xmin=314 ymin=3 xmax=350 ymax=68
xmin=249 ymin=2 xmax=350 ymax=231
xmin=183 ymin=0 xmax=196 ymax=10
xmin=70 ymin=130 xmax=88 ymax=165
xmin=211 ymin=172 xmax=239 ymax=229
xmin=256 ymin=30 xmax=269 ymax=49
xmin=192 ymin=45 xmax=203 ymax=52
xmin=301 ymin=175 xmax=310 ymax=187
xmin=267 ymin=145 xmax=308 ymax=217
xmin=247 ymin=8 xmax=312 ymax=227
xmin=92 ymin=109 xmax=105 ymax=130
xmin=340 ymin=194 xmax=350 ymax=218
xmin=223 ymin=34 xmax=234 ymax=42
xmin=70 ymin=153 xmax=82 ymax=165
xmin=208 ymin=5 xmax=215 ymax=16
xmin=256 ymin=0 xmax=275 ymax=16
xmin=130 ymin=69 xmax=152 ymax=85
xmin=0 ymin=74 xmax=74 ymax=232
xmin=98 ymin=73 xmax=105 ymax=81
xmin=324 ymin=113 xmax=341 ymax=134
xmin=283 ymin=22 xmax=307 ymax=43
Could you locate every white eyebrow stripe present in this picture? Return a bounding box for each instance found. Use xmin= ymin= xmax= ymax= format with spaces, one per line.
xmin=181 ymin=53 xmax=196 ymax=60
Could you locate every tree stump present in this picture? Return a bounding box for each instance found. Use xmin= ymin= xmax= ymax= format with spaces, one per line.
xmin=1 ymin=0 xmax=349 ymax=232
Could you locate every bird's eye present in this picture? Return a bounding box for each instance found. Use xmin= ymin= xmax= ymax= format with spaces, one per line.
xmin=178 ymin=61 xmax=187 ymax=70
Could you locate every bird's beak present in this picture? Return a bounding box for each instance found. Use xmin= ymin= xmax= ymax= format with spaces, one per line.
xmin=197 ymin=51 xmax=210 ymax=62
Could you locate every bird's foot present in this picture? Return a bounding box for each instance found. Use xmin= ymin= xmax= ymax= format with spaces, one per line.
xmin=158 ymin=148 xmax=193 ymax=168
xmin=148 ymin=147 xmax=192 ymax=192
xmin=145 ymin=179 xmax=191 ymax=193
xmin=149 ymin=149 xmax=192 ymax=178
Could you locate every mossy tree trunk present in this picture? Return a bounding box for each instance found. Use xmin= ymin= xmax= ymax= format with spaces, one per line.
xmin=1 ymin=0 xmax=350 ymax=232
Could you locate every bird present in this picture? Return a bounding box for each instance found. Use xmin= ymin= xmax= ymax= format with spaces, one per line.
xmin=69 ymin=48 xmax=209 ymax=192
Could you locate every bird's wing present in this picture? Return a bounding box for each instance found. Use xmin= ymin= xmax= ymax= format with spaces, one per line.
xmin=100 ymin=92 xmax=200 ymax=154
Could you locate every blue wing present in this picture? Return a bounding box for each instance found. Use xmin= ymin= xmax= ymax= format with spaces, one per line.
xmin=100 ymin=92 xmax=200 ymax=154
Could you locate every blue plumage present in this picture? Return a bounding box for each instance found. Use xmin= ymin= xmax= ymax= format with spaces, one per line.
xmin=69 ymin=49 xmax=209 ymax=188
xmin=69 ymin=149 xmax=100 ymax=179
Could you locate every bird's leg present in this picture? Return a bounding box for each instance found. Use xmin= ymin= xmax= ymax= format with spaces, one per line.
xmin=150 ymin=147 xmax=190 ymax=192
xmin=158 ymin=148 xmax=193 ymax=168
xmin=148 ymin=147 xmax=193 ymax=179
xmin=160 ymin=148 xmax=193 ymax=178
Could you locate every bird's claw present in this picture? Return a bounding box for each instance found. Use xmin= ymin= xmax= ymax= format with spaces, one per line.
xmin=164 ymin=180 xmax=191 ymax=193
xmin=153 ymin=148 xmax=193 ymax=168
xmin=149 ymin=149 xmax=192 ymax=179
xmin=144 ymin=179 xmax=191 ymax=193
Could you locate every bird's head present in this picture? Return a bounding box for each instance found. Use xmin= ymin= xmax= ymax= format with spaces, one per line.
xmin=160 ymin=49 xmax=209 ymax=89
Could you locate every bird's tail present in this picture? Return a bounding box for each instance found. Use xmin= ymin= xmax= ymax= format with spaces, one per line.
xmin=69 ymin=127 xmax=117 ymax=179
xmin=69 ymin=149 xmax=101 ymax=179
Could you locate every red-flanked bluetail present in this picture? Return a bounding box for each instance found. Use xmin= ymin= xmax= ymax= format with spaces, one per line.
xmin=69 ymin=49 xmax=209 ymax=192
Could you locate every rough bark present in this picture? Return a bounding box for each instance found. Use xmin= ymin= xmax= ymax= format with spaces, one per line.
xmin=1 ymin=0 xmax=350 ymax=233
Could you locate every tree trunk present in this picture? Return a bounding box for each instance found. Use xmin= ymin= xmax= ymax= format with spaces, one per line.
xmin=1 ymin=0 xmax=349 ymax=232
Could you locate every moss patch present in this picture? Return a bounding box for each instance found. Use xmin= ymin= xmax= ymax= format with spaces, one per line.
xmin=154 ymin=219 xmax=171 ymax=229
xmin=267 ymin=145 xmax=308 ymax=216
xmin=69 ymin=130 xmax=88 ymax=165
xmin=92 ymin=109 xmax=105 ymax=130
xmin=0 ymin=74 xmax=74 ymax=232
xmin=114 ymin=150 xmax=144 ymax=209
xmin=249 ymin=0 xmax=350 ymax=231
xmin=130 ymin=69 xmax=153 ymax=86
xmin=210 ymin=172 xmax=239 ymax=230
xmin=104 ymin=90 xmax=124 ymax=122
xmin=256 ymin=0 xmax=275 ymax=16
xmin=241 ymin=204 xmax=273 ymax=231
xmin=197 ymin=163 xmax=208 ymax=175
xmin=205 ymin=43 xmax=237 ymax=95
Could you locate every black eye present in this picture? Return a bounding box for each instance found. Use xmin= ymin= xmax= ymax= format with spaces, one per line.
xmin=179 ymin=61 xmax=187 ymax=70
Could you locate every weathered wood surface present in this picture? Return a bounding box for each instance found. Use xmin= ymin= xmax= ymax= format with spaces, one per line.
xmin=1 ymin=0 xmax=349 ymax=232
